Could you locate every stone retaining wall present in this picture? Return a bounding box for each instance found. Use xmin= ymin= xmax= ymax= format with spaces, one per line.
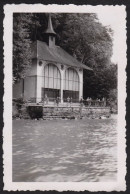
xmin=43 ymin=106 xmax=110 ymax=118
xmin=13 ymin=104 xmax=110 ymax=119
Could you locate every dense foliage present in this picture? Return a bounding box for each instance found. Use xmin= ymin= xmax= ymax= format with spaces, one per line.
xmin=13 ymin=13 xmax=117 ymax=101
xmin=13 ymin=13 xmax=32 ymax=82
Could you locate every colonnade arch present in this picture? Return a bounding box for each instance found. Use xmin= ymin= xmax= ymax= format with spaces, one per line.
xmin=42 ymin=63 xmax=61 ymax=101
xmin=42 ymin=64 xmax=80 ymax=102
xmin=63 ymin=67 xmax=80 ymax=102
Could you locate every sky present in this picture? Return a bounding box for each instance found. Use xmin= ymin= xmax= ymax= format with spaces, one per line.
xmin=87 ymin=6 xmax=126 ymax=64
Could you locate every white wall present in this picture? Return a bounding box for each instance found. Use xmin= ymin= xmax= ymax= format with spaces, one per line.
xmin=24 ymin=76 xmax=36 ymax=100
xmin=13 ymin=80 xmax=23 ymax=99
xmin=28 ymin=59 xmax=37 ymax=76
xmin=24 ymin=59 xmax=37 ymax=101
xmin=78 ymin=69 xmax=83 ymax=99
xmin=36 ymin=60 xmax=45 ymax=102
xmin=13 ymin=59 xmax=37 ymax=100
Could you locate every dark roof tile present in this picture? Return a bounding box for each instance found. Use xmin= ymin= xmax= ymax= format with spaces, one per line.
xmin=32 ymin=40 xmax=92 ymax=71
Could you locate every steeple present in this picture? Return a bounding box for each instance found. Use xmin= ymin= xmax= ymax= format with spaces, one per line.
xmin=44 ymin=14 xmax=56 ymax=48
xmin=45 ymin=14 xmax=56 ymax=35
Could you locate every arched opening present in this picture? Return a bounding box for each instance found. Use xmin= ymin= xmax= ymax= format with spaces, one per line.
xmin=63 ymin=68 xmax=79 ymax=102
xmin=42 ymin=63 xmax=61 ymax=101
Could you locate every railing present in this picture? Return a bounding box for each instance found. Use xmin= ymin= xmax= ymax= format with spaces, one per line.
xmin=25 ymin=97 xmax=62 ymax=104
xmin=13 ymin=98 xmax=107 ymax=107
xmin=63 ymin=98 xmax=79 ymax=103
xmin=83 ymin=100 xmax=106 ymax=107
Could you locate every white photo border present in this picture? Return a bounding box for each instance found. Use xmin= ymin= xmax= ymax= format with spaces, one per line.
xmin=3 ymin=4 xmax=127 ymax=191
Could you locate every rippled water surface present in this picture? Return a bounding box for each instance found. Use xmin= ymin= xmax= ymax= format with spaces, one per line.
xmin=13 ymin=115 xmax=117 ymax=182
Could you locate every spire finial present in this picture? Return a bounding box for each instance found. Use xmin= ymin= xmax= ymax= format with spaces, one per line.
xmin=44 ymin=13 xmax=56 ymax=35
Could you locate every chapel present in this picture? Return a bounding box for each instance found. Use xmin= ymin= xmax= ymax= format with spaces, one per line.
xmin=13 ymin=14 xmax=92 ymax=104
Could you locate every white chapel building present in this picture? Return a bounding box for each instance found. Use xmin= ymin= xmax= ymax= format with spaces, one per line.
xmin=13 ymin=14 xmax=92 ymax=103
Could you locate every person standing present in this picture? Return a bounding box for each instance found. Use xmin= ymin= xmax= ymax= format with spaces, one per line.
xmin=70 ymin=97 xmax=73 ymax=107
xmin=67 ymin=96 xmax=70 ymax=107
xmin=79 ymin=96 xmax=83 ymax=118
xmin=80 ymin=96 xmax=83 ymax=107
xmin=56 ymin=97 xmax=58 ymax=106
xmin=44 ymin=94 xmax=48 ymax=105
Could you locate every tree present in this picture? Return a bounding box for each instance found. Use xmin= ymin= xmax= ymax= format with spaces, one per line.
xmin=13 ymin=13 xmax=48 ymax=82
xmin=52 ymin=13 xmax=113 ymax=69
xmin=83 ymin=63 xmax=117 ymax=99
xmin=13 ymin=13 xmax=35 ymax=82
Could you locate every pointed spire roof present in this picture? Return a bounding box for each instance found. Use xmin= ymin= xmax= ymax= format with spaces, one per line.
xmin=44 ymin=14 xmax=56 ymax=35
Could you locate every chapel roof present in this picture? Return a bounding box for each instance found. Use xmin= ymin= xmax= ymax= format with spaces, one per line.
xmin=31 ymin=40 xmax=92 ymax=71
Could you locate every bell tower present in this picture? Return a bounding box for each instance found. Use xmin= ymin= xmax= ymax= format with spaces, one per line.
xmin=44 ymin=14 xmax=56 ymax=48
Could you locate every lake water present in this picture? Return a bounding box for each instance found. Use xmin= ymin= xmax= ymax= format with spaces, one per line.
xmin=13 ymin=115 xmax=117 ymax=182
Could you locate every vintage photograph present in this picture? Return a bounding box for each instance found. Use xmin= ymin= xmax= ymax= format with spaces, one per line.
xmin=4 ymin=4 xmax=126 ymax=191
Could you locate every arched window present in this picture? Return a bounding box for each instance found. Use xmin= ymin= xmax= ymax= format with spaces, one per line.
xmin=63 ymin=68 xmax=79 ymax=102
xmin=42 ymin=63 xmax=61 ymax=101
xmin=44 ymin=63 xmax=61 ymax=89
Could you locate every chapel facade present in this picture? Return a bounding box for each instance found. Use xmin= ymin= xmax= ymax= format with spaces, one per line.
xmin=13 ymin=14 xmax=92 ymax=103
